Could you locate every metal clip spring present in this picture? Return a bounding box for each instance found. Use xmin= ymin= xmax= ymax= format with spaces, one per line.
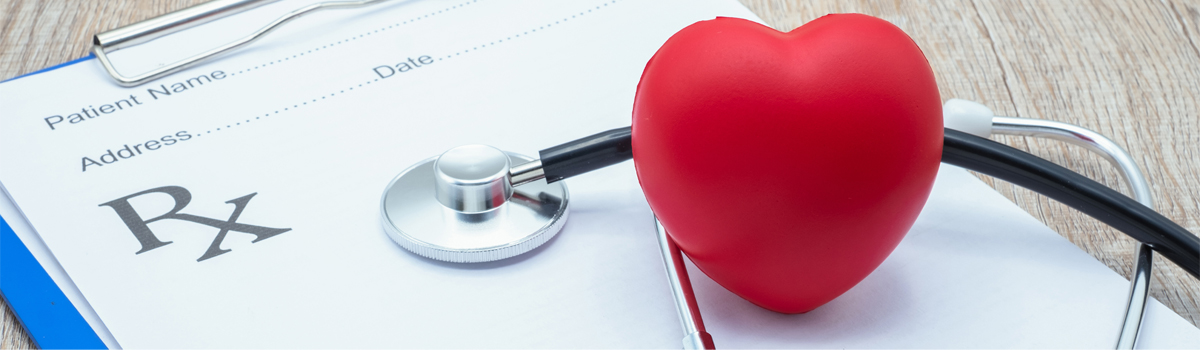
xmin=92 ymin=0 xmax=390 ymax=87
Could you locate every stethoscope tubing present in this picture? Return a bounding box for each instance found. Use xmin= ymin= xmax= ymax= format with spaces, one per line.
xmin=942 ymin=129 xmax=1199 ymax=277
xmin=532 ymin=126 xmax=1199 ymax=277
xmin=987 ymin=115 xmax=1153 ymax=348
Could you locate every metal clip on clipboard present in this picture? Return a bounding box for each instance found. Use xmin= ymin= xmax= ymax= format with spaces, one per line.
xmin=92 ymin=0 xmax=390 ymax=87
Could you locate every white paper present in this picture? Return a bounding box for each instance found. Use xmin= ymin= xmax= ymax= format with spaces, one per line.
xmin=0 ymin=0 xmax=1195 ymax=348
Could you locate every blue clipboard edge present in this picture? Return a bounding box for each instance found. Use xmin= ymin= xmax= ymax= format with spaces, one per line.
xmin=1 ymin=54 xmax=95 ymax=83
xmin=0 ymin=54 xmax=109 ymax=349
xmin=1 ymin=212 xmax=107 ymax=349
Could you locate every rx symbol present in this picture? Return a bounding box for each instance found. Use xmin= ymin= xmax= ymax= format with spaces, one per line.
xmin=99 ymin=186 xmax=291 ymax=262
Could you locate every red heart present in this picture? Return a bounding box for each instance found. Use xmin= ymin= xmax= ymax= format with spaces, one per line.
xmin=632 ymin=15 xmax=942 ymax=313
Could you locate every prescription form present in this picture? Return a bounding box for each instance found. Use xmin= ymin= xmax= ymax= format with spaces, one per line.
xmin=1 ymin=0 xmax=1197 ymax=347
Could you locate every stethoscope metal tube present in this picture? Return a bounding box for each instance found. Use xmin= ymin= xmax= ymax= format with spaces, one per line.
xmin=656 ymin=218 xmax=715 ymax=350
xmin=510 ymin=160 xmax=546 ymax=187
xmin=989 ymin=116 xmax=1155 ymax=349
xmin=945 ymin=98 xmax=1157 ymax=348
xmin=1121 ymin=244 xmax=1154 ymax=348
xmin=990 ymin=117 xmax=1153 ymax=205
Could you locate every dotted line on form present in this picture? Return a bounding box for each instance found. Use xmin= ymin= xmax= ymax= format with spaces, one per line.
xmin=223 ymin=0 xmax=480 ymax=79
xmin=196 ymin=0 xmax=620 ymax=138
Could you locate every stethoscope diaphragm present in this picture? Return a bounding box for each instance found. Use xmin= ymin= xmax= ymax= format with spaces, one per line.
xmin=380 ymin=145 xmax=569 ymax=263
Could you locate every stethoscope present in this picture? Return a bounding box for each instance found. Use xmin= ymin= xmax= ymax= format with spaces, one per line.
xmin=379 ymin=98 xmax=1199 ymax=349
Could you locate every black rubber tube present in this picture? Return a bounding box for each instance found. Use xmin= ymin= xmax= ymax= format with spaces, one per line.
xmin=534 ymin=127 xmax=1198 ymax=277
xmin=943 ymin=129 xmax=1199 ymax=278
xmin=539 ymin=127 xmax=633 ymax=183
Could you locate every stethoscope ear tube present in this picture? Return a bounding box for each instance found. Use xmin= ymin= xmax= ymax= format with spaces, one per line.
xmin=942 ymin=129 xmax=1200 ymax=278
xmin=538 ymin=127 xmax=634 ymax=183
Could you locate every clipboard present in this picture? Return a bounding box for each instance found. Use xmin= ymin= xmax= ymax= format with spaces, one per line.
xmin=2 ymin=0 xmax=1200 ymax=345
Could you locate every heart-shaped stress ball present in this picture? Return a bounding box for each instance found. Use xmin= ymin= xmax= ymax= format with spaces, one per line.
xmin=633 ymin=15 xmax=942 ymax=313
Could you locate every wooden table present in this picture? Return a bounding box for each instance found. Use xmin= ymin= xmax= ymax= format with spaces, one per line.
xmin=2 ymin=0 xmax=1197 ymax=348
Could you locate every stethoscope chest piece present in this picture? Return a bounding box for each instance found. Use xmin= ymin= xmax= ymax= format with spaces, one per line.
xmin=380 ymin=145 xmax=569 ymax=263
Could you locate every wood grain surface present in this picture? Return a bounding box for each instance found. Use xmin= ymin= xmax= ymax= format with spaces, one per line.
xmin=1 ymin=0 xmax=1197 ymax=348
